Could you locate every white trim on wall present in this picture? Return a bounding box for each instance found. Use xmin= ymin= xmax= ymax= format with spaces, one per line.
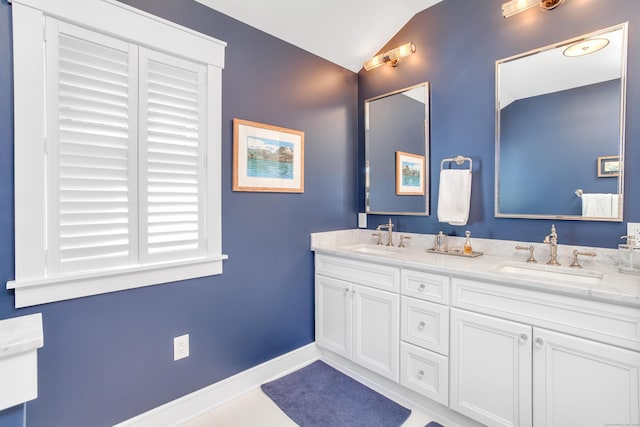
xmin=114 ymin=343 xmax=321 ymax=427
xmin=11 ymin=0 xmax=226 ymax=66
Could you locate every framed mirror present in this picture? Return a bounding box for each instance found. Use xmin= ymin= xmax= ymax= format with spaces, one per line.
xmin=365 ymin=82 xmax=430 ymax=215
xmin=495 ymin=23 xmax=627 ymax=221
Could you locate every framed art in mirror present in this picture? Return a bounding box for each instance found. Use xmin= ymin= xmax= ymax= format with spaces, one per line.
xmin=395 ymin=151 xmax=425 ymax=196
xmin=597 ymin=156 xmax=620 ymax=178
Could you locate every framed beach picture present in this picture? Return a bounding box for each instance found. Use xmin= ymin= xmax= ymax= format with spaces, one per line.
xmin=597 ymin=155 xmax=620 ymax=178
xmin=233 ymin=119 xmax=304 ymax=192
xmin=396 ymin=151 xmax=425 ymax=195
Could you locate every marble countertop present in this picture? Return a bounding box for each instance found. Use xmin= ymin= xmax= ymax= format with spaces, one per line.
xmin=0 ymin=313 xmax=44 ymax=359
xmin=311 ymin=230 xmax=640 ymax=308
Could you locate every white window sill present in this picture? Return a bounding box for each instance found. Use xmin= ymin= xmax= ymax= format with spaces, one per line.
xmin=7 ymin=255 xmax=228 ymax=308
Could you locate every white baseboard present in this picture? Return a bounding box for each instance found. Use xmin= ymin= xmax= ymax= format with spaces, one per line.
xmin=115 ymin=343 xmax=321 ymax=427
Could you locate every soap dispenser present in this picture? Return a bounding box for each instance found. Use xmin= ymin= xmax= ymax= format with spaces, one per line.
xmin=619 ymin=235 xmax=640 ymax=274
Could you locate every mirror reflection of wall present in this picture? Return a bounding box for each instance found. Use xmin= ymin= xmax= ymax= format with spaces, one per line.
xmin=495 ymin=24 xmax=626 ymax=221
xmin=366 ymin=83 xmax=430 ymax=215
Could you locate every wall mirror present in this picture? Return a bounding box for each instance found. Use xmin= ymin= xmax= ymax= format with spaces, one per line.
xmin=365 ymin=82 xmax=430 ymax=215
xmin=495 ymin=23 xmax=627 ymax=221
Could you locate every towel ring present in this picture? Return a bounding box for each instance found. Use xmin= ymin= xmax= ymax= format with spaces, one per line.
xmin=441 ymin=155 xmax=472 ymax=171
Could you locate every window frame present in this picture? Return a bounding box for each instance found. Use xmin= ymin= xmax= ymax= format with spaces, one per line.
xmin=8 ymin=0 xmax=227 ymax=308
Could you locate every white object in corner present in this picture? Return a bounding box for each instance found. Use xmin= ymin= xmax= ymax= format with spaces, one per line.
xmin=0 ymin=313 xmax=44 ymax=411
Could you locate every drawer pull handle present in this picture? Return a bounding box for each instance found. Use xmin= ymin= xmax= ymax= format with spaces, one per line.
xmin=418 ymin=283 xmax=426 ymax=291
xmin=535 ymin=337 xmax=544 ymax=346
xmin=520 ymin=334 xmax=528 ymax=342
xmin=418 ymin=321 xmax=426 ymax=329
xmin=418 ymin=370 xmax=425 ymax=378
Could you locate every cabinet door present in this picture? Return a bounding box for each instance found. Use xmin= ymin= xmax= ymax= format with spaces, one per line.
xmin=450 ymin=308 xmax=532 ymax=427
xmin=533 ymin=328 xmax=640 ymax=427
xmin=352 ymin=284 xmax=399 ymax=381
xmin=315 ymin=275 xmax=351 ymax=359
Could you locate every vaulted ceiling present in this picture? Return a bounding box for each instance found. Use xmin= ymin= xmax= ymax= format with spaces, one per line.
xmin=194 ymin=0 xmax=444 ymax=72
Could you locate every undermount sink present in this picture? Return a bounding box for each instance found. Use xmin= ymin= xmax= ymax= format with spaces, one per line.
xmin=493 ymin=262 xmax=604 ymax=285
xmin=342 ymin=244 xmax=403 ymax=256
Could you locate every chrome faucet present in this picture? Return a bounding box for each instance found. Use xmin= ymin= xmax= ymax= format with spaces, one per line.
xmin=543 ymin=224 xmax=560 ymax=265
xmin=377 ymin=218 xmax=395 ymax=246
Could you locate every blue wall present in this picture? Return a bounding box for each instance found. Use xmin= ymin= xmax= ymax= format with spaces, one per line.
xmin=500 ymin=79 xmax=620 ymax=215
xmin=0 ymin=0 xmax=356 ymax=425
xmin=358 ymin=0 xmax=640 ymax=247
xmin=369 ymin=93 xmax=427 ymax=212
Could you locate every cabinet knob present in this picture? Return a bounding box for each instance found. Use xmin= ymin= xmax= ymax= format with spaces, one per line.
xmin=351 ymin=290 xmax=356 ymax=295
xmin=418 ymin=370 xmax=425 ymax=378
xmin=344 ymin=288 xmax=349 ymax=293
xmin=418 ymin=321 xmax=426 ymax=329
xmin=519 ymin=333 xmax=528 ymax=342
xmin=418 ymin=283 xmax=426 ymax=291
xmin=535 ymin=337 xmax=544 ymax=346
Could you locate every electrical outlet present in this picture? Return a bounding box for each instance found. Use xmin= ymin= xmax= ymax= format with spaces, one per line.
xmin=173 ymin=334 xmax=189 ymax=361
xmin=358 ymin=213 xmax=367 ymax=228
xmin=628 ymin=223 xmax=640 ymax=245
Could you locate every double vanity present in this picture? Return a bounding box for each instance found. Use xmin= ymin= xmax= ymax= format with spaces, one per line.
xmin=311 ymin=229 xmax=640 ymax=427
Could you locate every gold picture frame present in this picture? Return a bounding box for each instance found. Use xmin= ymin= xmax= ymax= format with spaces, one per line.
xmin=395 ymin=151 xmax=425 ymax=195
xmin=597 ymin=155 xmax=620 ymax=178
xmin=233 ymin=119 xmax=304 ymax=192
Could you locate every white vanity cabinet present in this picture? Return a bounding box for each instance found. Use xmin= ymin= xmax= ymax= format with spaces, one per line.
xmin=315 ymin=255 xmax=400 ymax=381
xmin=312 ymin=243 xmax=640 ymax=427
xmin=450 ymin=278 xmax=640 ymax=427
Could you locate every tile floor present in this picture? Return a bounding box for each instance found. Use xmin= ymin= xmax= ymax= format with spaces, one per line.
xmin=180 ymin=387 xmax=442 ymax=427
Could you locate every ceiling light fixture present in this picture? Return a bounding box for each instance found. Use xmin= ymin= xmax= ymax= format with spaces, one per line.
xmin=364 ymin=42 xmax=416 ymax=71
xmin=502 ymin=0 xmax=564 ymax=18
xmin=563 ymin=38 xmax=610 ymax=57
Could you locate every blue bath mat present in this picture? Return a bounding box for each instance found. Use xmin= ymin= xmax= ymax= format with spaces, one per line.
xmin=261 ymin=360 xmax=411 ymax=426
xmin=425 ymin=422 xmax=444 ymax=427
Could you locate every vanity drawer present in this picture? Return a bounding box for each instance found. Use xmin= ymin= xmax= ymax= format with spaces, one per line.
xmin=401 ymin=269 xmax=450 ymax=304
xmin=315 ymin=255 xmax=400 ymax=292
xmin=451 ymin=277 xmax=640 ymax=351
xmin=400 ymin=342 xmax=448 ymax=406
xmin=401 ymin=296 xmax=449 ymax=355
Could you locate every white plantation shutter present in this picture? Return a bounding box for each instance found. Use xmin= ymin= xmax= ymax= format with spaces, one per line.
xmin=139 ymin=50 xmax=207 ymax=263
xmin=11 ymin=0 xmax=225 ymax=307
xmin=46 ymin=20 xmax=138 ymax=274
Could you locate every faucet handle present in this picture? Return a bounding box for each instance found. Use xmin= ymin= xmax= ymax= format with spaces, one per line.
xmin=515 ymin=245 xmax=537 ymax=263
xmin=371 ymin=232 xmax=383 ymax=246
xmin=399 ymin=234 xmax=411 ymax=248
xmin=569 ymin=249 xmax=596 ymax=268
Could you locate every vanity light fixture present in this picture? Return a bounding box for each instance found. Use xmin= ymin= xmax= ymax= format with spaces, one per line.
xmin=563 ymin=38 xmax=610 ymax=57
xmin=502 ymin=0 xmax=564 ymax=18
xmin=364 ymin=42 xmax=416 ymax=71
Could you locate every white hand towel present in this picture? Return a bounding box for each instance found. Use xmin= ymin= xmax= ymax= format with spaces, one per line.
xmin=581 ymin=193 xmax=613 ymax=217
xmin=437 ymin=169 xmax=472 ymax=225
xmin=611 ymin=194 xmax=620 ymax=218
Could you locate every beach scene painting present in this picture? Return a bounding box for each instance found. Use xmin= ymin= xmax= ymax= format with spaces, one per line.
xmin=396 ymin=151 xmax=425 ymax=195
xmin=233 ymin=119 xmax=304 ymax=192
